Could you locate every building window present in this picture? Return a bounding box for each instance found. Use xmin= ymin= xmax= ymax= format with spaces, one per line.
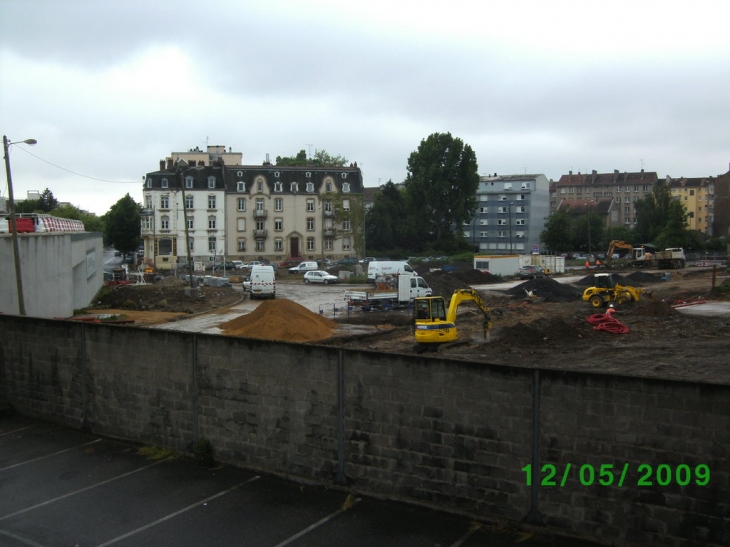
xmin=237 ymin=181 xmax=245 ymax=192
xmin=324 ymin=201 xmax=332 ymax=212
xmin=237 ymin=198 xmax=246 ymax=211
xmin=498 ymin=231 xmax=506 ymax=238
xmin=146 ymin=178 xmax=151 ymax=188
xmin=479 ymin=231 xmax=488 ymax=237
xmin=207 ymin=176 xmax=216 ymax=189
xmin=307 ymin=237 xmax=315 ymax=251
xmin=479 ymin=219 xmax=488 ymax=226
xmin=499 ymin=195 xmax=507 ymax=201
xmin=145 ymin=195 xmax=152 ymax=209
xmin=342 ymin=237 xmax=350 ymax=250
xmin=161 ymin=178 xmax=169 ymax=188
xmin=290 ymin=182 xmax=298 ymax=192
xmin=161 ymin=216 xmax=169 ymax=230
xmin=342 ymin=218 xmax=350 ymax=230
xmin=306 ymin=182 xmax=314 ymax=193
xmin=237 ymin=218 xmax=246 ymax=231
xmin=187 ymin=217 xmax=194 ymax=230
xmin=208 ymin=237 xmax=216 ymax=252
xmin=161 ymin=195 xmax=169 ymax=209
xmin=274 ymin=198 xmax=283 ymax=211
xmin=274 ymin=182 xmax=283 ymax=192
xmin=208 ymin=195 xmax=216 ymax=209
xmin=237 ymin=239 xmax=246 ymax=252
xmin=341 ymin=173 xmax=348 ymax=179
xmin=185 ymin=195 xmax=193 ymax=209
xmin=255 ymin=240 xmax=264 ymax=252
xmin=256 ymin=198 xmax=264 ymax=213
xmin=184 ymin=176 xmax=193 ymax=189
xmin=343 ymin=199 xmax=350 ymax=211
xmin=516 ymin=219 xmax=525 ymax=225
xmin=326 ymin=182 xmax=332 ymax=192
xmin=257 ymin=180 xmax=263 ymax=192
xmin=275 ymin=218 xmax=283 ymax=231
xmin=274 ymin=172 xmax=280 ymax=178
xmin=208 ymin=216 xmax=216 ymax=229
xmin=307 ymin=199 xmax=315 ymax=212
xmin=256 ymin=219 xmax=265 ymax=231
xmin=625 ymin=197 xmax=631 ymax=203
xmin=307 ymin=217 xmax=315 ymax=231
xmin=498 ymin=219 xmax=507 ymax=226
xmin=325 ymin=239 xmax=333 ymax=251
xmin=480 ymin=207 xmax=488 ymax=213
xmin=617 ymin=186 xmax=622 ymax=192
xmin=504 ymin=183 xmax=513 ymax=190
xmin=275 ymin=238 xmax=283 ymax=251
xmin=189 ymin=239 xmax=194 ymax=252
xmin=498 ymin=206 xmax=507 ymax=214
xmin=342 ymin=182 xmax=350 ymax=193
xmin=306 ymin=172 xmax=311 ymax=178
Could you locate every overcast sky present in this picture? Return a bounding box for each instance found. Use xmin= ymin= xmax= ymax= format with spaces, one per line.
xmin=2 ymin=0 xmax=729 ymax=216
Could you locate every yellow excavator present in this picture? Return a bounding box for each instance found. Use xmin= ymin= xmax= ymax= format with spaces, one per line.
xmin=413 ymin=289 xmax=492 ymax=346
xmin=582 ymin=273 xmax=648 ymax=308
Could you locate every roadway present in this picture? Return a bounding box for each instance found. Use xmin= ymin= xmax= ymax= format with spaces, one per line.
xmin=0 ymin=413 xmax=598 ymax=547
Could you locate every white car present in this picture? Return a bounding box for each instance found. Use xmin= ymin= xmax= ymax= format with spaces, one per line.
xmin=303 ymin=270 xmax=338 ymax=284
xmin=231 ymin=260 xmax=245 ymax=270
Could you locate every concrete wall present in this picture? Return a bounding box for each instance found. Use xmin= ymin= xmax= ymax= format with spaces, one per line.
xmin=0 ymin=315 xmax=727 ymax=547
xmin=0 ymin=232 xmax=103 ymax=318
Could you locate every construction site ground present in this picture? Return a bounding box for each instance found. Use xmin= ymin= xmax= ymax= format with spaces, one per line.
xmin=86 ymin=266 xmax=730 ymax=385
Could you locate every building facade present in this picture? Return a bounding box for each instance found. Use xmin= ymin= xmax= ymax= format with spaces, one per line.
xmin=550 ymin=169 xmax=658 ymax=228
xmin=141 ymin=146 xmax=364 ymax=269
xmin=466 ymin=174 xmax=550 ymax=254
xmin=666 ymin=175 xmax=715 ymax=235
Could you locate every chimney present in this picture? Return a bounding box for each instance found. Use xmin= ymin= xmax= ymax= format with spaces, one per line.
xmin=613 ymin=169 xmax=619 ymax=183
xmin=166 ymin=158 xmax=173 ymax=170
xmin=159 ymin=160 xmax=165 ymax=171
xmin=591 ymin=170 xmax=597 ymax=184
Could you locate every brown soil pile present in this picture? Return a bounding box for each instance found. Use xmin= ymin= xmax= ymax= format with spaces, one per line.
xmin=221 ymin=299 xmax=336 ymax=342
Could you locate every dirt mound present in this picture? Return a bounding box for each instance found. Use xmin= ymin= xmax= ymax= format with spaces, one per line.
xmin=92 ymin=283 xmax=241 ymax=314
xmin=221 ymin=299 xmax=336 ymax=342
xmin=619 ymin=298 xmax=679 ymax=317
xmin=507 ymin=278 xmax=581 ymax=302
xmin=491 ymin=317 xmax=588 ymax=346
xmin=624 ymin=271 xmax=662 ymax=283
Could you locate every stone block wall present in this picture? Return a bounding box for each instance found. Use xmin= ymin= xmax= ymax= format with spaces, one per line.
xmin=0 ymin=315 xmax=727 ymax=546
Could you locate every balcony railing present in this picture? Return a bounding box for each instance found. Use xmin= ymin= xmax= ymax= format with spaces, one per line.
xmin=254 ymin=229 xmax=268 ymax=238
xmin=254 ymin=209 xmax=268 ymax=219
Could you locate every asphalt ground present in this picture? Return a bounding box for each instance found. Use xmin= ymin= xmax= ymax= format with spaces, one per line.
xmin=0 ymin=412 xmax=601 ymax=547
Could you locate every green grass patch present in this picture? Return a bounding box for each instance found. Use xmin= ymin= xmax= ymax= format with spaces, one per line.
xmin=137 ymin=445 xmax=179 ymax=461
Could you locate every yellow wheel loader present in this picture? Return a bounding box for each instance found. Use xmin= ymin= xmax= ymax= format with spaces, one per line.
xmin=582 ymin=273 xmax=648 ymax=308
xmin=413 ymin=289 xmax=492 ymax=346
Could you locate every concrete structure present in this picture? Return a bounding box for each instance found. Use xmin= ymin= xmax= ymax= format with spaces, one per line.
xmin=551 ymin=169 xmax=658 ymax=228
xmin=467 ymin=174 xmax=550 ymax=255
xmin=141 ymin=146 xmax=364 ymax=269
xmin=1 ymin=316 xmax=727 ymax=547
xmin=0 ymin=231 xmax=103 ymax=318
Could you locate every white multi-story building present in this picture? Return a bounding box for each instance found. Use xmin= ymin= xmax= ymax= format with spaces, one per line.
xmin=141 ymin=147 xmax=364 ymax=270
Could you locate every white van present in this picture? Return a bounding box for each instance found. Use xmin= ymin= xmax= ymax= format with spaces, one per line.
xmin=249 ymin=265 xmax=276 ymax=299
xmin=367 ymin=260 xmax=416 ymax=283
xmin=288 ymin=261 xmax=318 ymax=274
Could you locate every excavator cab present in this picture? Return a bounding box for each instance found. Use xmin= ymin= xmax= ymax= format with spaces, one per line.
xmin=414 ymin=297 xmax=447 ymax=322
xmin=413 ymin=290 xmax=491 ymax=346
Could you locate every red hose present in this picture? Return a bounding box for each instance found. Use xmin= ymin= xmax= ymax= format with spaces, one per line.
xmin=586 ymin=310 xmax=629 ymax=334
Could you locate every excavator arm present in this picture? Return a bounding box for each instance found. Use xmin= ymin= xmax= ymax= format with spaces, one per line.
xmin=446 ymin=289 xmax=492 ymax=340
xmin=414 ymin=289 xmax=492 ymax=345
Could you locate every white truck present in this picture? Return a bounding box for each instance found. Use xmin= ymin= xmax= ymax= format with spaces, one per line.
xmin=344 ymin=275 xmax=432 ymax=309
xmin=654 ymin=248 xmax=686 ymax=269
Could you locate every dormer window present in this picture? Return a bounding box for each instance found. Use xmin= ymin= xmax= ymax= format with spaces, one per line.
xmin=161 ymin=178 xmax=169 ymax=188
xmin=274 ymin=182 xmax=283 ymax=192
xmin=237 ymin=171 xmax=243 ymax=177
xmin=341 ymin=173 xmax=348 ymax=179
xmin=236 ymin=181 xmax=245 ymax=192
xmin=306 ymin=172 xmax=312 ymax=178
xmin=342 ymin=182 xmax=350 ymax=193
xmin=274 ymin=172 xmax=280 ymax=178
xmin=306 ymin=182 xmax=314 ymax=193
xmin=207 ymin=176 xmax=216 ymax=189
xmin=290 ymin=182 xmax=298 ymax=192
xmin=145 ymin=178 xmax=151 ymax=188
xmin=185 ymin=176 xmax=194 ymax=189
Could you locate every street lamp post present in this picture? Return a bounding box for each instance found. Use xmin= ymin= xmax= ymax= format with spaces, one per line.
xmin=3 ymin=135 xmax=37 ymax=316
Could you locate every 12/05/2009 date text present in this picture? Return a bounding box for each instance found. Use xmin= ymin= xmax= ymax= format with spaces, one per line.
xmin=522 ymin=463 xmax=710 ymax=487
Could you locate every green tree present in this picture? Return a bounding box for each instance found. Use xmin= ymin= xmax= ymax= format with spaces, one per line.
xmin=275 ymin=150 xmax=308 ymax=166
xmin=53 ymin=203 xmax=105 ymax=236
xmin=572 ymin=212 xmax=604 ymax=255
xmin=103 ymin=194 xmax=141 ymax=253
xmin=634 ymin=182 xmax=692 ymax=248
xmin=404 ymin=132 xmax=479 ymax=249
xmin=654 ymin=199 xmax=691 ymax=250
xmin=15 ymin=199 xmax=41 ymax=213
xmin=540 ymin=209 xmax=573 ymax=253
xmin=311 ymin=149 xmax=348 ymax=167
xmin=365 ymin=181 xmax=414 ymax=252
xmin=38 ymin=188 xmax=58 ymax=212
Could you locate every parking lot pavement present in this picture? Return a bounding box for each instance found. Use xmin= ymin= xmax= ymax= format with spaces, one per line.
xmin=0 ymin=412 xmax=600 ymax=547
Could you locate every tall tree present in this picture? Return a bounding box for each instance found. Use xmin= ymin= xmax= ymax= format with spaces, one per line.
xmin=404 ymin=133 xmax=479 ymax=249
xmin=572 ymin=212 xmax=604 ymax=255
xmin=365 ymin=181 xmax=413 ymax=252
xmin=38 ymin=188 xmax=58 ymax=212
xmin=311 ymin=149 xmax=348 ymax=167
xmin=654 ymin=199 xmax=692 ymax=250
xmin=53 ymin=203 xmax=105 ymax=236
xmin=634 ymin=183 xmax=674 ymax=243
xmin=540 ymin=209 xmax=573 ymax=254
xmin=275 ymin=150 xmax=308 ymax=166
xmin=103 ymin=194 xmax=142 ymax=253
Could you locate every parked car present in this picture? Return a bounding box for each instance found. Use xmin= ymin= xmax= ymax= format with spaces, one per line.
xmin=518 ymin=265 xmax=545 ymax=279
xmin=289 ymin=261 xmax=318 ymax=274
xmin=213 ymin=262 xmax=237 ymax=272
xmin=317 ymin=258 xmax=332 ymax=268
xmin=231 ymin=260 xmax=245 ymax=270
xmin=278 ymin=258 xmax=303 ymax=269
xmin=303 ymin=270 xmax=339 ymax=284
xmin=335 ymin=256 xmax=358 ymax=266
xmin=243 ymin=260 xmax=264 ymax=270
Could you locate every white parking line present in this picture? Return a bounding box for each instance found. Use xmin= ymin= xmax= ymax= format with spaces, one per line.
xmin=0 ymin=456 xmax=166 ymax=521
xmin=0 ymin=439 xmax=101 ymax=472
xmin=273 ymin=495 xmax=360 ymax=547
xmin=0 ymin=528 xmax=47 ymax=547
xmin=0 ymin=424 xmax=36 ymax=437
xmin=95 ymin=476 xmax=261 ymax=547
